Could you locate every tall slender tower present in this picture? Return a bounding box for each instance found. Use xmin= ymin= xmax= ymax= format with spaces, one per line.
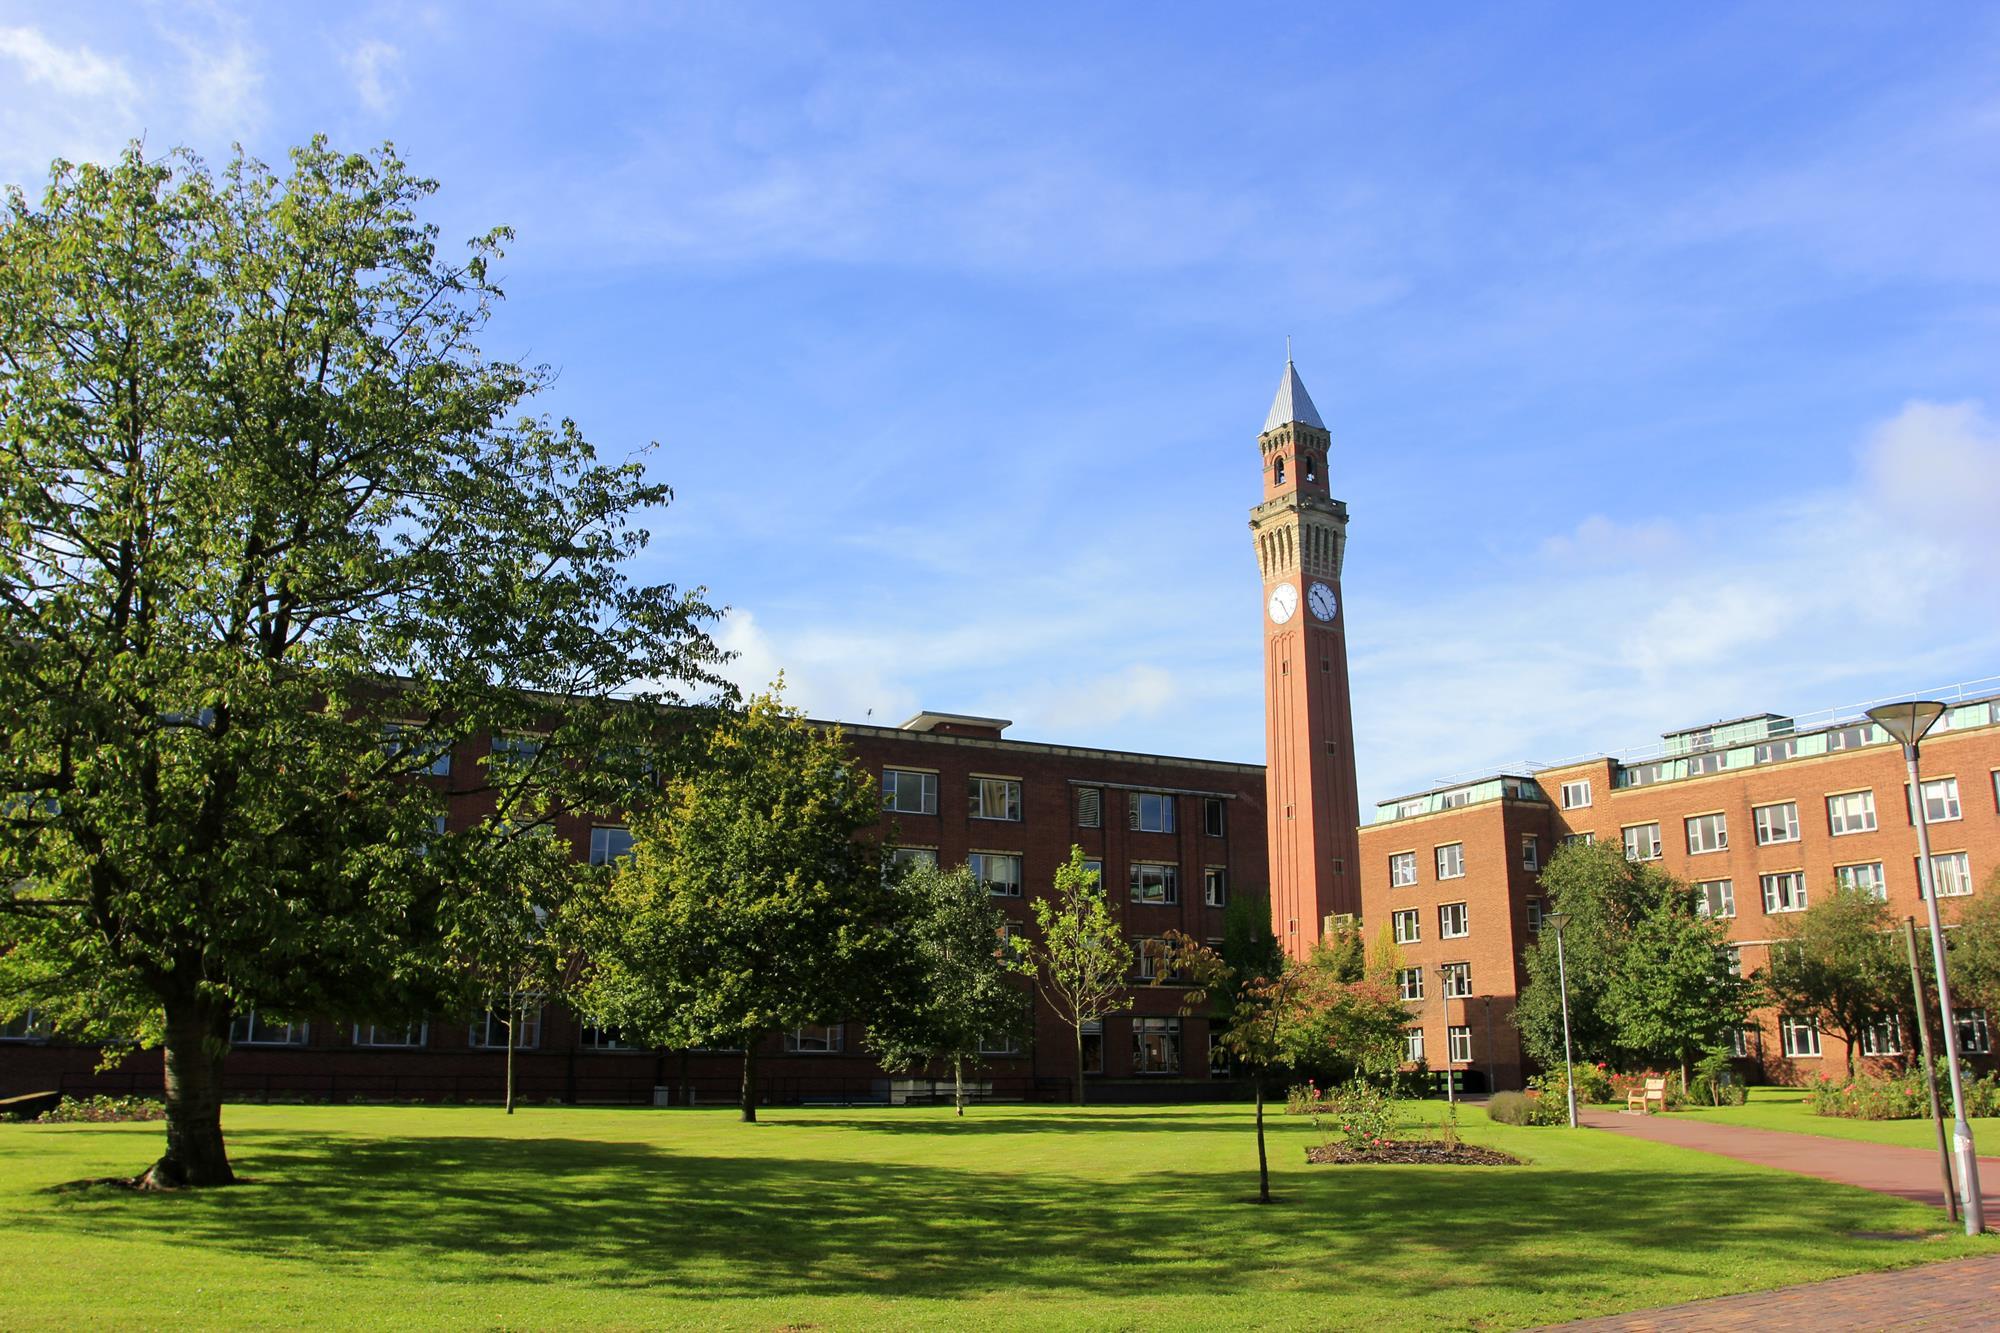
xmin=1249 ymin=359 xmax=1362 ymax=958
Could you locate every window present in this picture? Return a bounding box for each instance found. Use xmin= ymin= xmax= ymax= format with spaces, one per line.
xmin=1726 ymin=946 xmax=1742 ymax=977
xmin=1694 ymin=879 xmax=1736 ymax=919
xmin=489 ymin=733 xmax=542 ymax=768
xmin=1130 ymin=862 xmax=1179 ymax=905
xmin=1761 ymin=871 xmax=1807 ymax=914
xmin=1561 ymin=779 xmax=1592 ymax=809
xmin=1729 ymin=1026 xmax=1751 ymax=1059
xmin=581 ymin=1023 xmax=639 ymax=1051
xmin=1960 ymin=1009 xmax=1993 ymax=1055
xmin=1392 ymin=908 xmax=1420 ymax=944
xmin=353 ymin=1022 xmax=426 ymax=1048
xmin=1447 ymin=1026 xmax=1472 ymax=1063
xmin=1440 ymin=962 xmax=1472 ymax=999
xmin=969 ymin=776 xmax=1022 ymax=821
xmin=1752 ymin=802 xmax=1800 ymax=845
xmin=1203 ymin=867 xmax=1228 ymax=908
xmin=1209 ymin=1032 xmax=1235 ymax=1077
xmin=1927 ymin=851 xmax=1973 ymax=898
xmin=1203 ymin=797 xmax=1226 ymax=837
xmin=1827 ymin=790 xmax=1877 ymax=835
xmin=1132 ymin=1017 xmax=1181 ymax=1073
xmin=1435 ymin=842 xmax=1465 ymax=879
xmin=784 ymin=1024 xmax=843 ymax=1053
xmin=968 ymin=852 xmax=1023 ymax=898
xmin=1911 ymin=777 xmax=1962 ymax=824
xmin=1834 ymin=861 xmax=1886 ymax=901
xmin=1685 ymin=813 xmax=1728 ymax=855
xmin=882 ymin=769 xmax=938 ymax=815
xmin=1404 ymin=1027 xmax=1426 ymax=1063
xmin=383 ymin=723 xmax=451 ymax=776
xmin=231 ymin=1012 xmax=308 ymax=1046
xmin=1780 ymin=1016 xmax=1821 ymax=1058
xmin=1623 ymin=823 xmax=1662 ymax=861
xmin=888 ymin=846 xmax=939 ymax=874
xmin=589 ymin=825 xmax=635 ymax=866
xmin=1136 ymin=938 xmax=1168 ymax=981
xmin=1129 ymin=791 xmax=1176 ymax=834
xmin=1397 ymin=967 xmax=1425 ymax=1001
xmin=1525 ymin=898 xmax=1544 ymax=934
xmin=1439 ymin=902 xmax=1469 ymax=939
xmin=979 ymin=1031 xmax=1022 ymax=1056
xmin=1858 ymin=1016 xmax=1902 ymax=1057
xmin=470 ymin=1000 xmax=542 ymax=1050
xmin=1389 ymin=852 xmax=1417 ymax=887
xmin=1562 ymin=832 xmax=1595 ymax=847
xmin=1082 ymin=858 xmax=1104 ymax=886
xmin=0 ymin=1008 xmax=52 ymax=1041
xmin=1075 ymin=786 xmax=1102 ymax=828
xmin=1080 ymin=1019 xmax=1105 ymax=1073
xmin=1521 ymin=834 xmax=1539 ymax=872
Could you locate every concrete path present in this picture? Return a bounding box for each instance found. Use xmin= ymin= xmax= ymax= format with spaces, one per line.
xmin=1579 ymin=1107 xmax=2000 ymax=1226
xmin=1542 ymin=1253 xmax=2000 ymax=1330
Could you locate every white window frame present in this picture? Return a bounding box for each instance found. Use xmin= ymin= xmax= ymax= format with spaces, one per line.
xmin=969 ymin=776 xmax=1023 ymax=822
xmin=1521 ymin=834 xmax=1539 ymax=872
xmin=888 ymin=846 xmax=939 ymax=874
xmin=1780 ymin=1015 xmax=1821 ymax=1058
xmin=979 ymin=1030 xmax=1023 ymax=1056
xmin=1075 ymin=785 xmax=1102 ymax=828
xmin=1623 ymin=822 xmax=1663 ymax=861
xmin=1960 ymin=1009 xmax=1993 ymax=1055
xmin=383 ymin=722 xmax=452 ymax=777
xmin=1203 ymin=797 xmax=1226 ymax=838
xmin=1685 ymin=813 xmax=1728 ymax=855
xmin=1562 ymin=831 xmax=1595 ymax=847
xmin=0 ymin=1008 xmax=52 ymax=1041
xmin=1447 ymin=1025 xmax=1472 ymax=1064
xmin=1858 ymin=1016 xmax=1902 ymax=1057
xmin=1404 ymin=1026 xmax=1425 ymax=1064
xmin=1912 ymin=777 xmax=1962 ymax=824
xmin=231 ymin=1011 xmax=309 ymax=1046
xmin=1561 ymin=779 xmax=1592 ymax=809
xmin=1762 ymin=871 xmax=1808 ymax=914
xmin=969 ymin=851 xmax=1024 ymax=898
xmin=1202 ymin=866 xmax=1228 ymax=908
xmin=1441 ymin=961 xmax=1472 ymax=999
xmin=1130 ymin=862 xmax=1179 ymax=906
xmin=1525 ymin=898 xmax=1543 ymax=934
xmin=882 ymin=769 xmax=939 ymax=815
xmin=1435 ymin=842 xmax=1465 ymax=880
xmin=1392 ymin=908 xmax=1420 ymax=944
xmin=469 ymin=998 xmax=542 ymax=1050
xmin=1834 ymin=861 xmax=1887 ymax=901
xmin=1753 ymin=802 xmax=1801 ymax=846
xmin=580 ymin=1022 xmax=641 ymax=1051
xmin=1389 ymin=851 xmax=1417 ymax=887
xmin=1928 ymin=850 xmax=1973 ymax=898
xmin=588 ymin=824 xmax=635 ymax=867
xmin=1129 ymin=790 xmax=1176 ymax=834
xmin=784 ymin=1024 xmax=844 ymax=1054
xmin=1439 ymin=901 xmax=1469 ymax=939
xmin=1396 ymin=966 xmax=1424 ymax=1001
xmin=1827 ymin=790 xmax=1877 ymax=836
xmin=1131 ymin=1017 xmax=1182 ymax=1074
xmin=1694 ymin=879 xmax=1736 ymax=919
xmin=353 ymin=1022 xmax=427 ymax=1049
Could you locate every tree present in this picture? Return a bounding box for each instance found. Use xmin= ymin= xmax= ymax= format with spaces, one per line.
xmin=1277 ymin=941 xmax=1410 ymax=1088
xmin=1603 ymin=881 xmax=1750 ymax=1089
xmin=1514 ymin=841 xmax=1652 ymax=1070
xmin=0 ymin=142 xmax=726 ymax=1186
xmin=865 ymin=862 xmax=1027 ymax=1115
xmin=1010 ymin=845 xmax=1133 ymax=1106
xmin=1945 ymin=871 xmax=2000 ymax=1015
xmin=1759 ymin=885 xmax=1903 ymax=1079
xmin=579 ymin=694 xmax=890 ymax=1123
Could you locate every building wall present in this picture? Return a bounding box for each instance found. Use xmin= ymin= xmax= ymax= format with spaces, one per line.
xmin=1359 ymin=708 xmax=2000 ymax=1089
xmin=0 ymin=720 xmax=1269 ymax=1105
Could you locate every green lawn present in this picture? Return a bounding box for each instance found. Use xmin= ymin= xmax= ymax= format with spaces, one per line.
xmin=1671 ymin=1086 xmax=2000 ymax=1153
xmin=1 ymin=1100 xmax=1992 ymax=1330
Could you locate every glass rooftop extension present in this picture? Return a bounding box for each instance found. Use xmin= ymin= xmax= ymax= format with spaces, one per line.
xmin=1375 ymin=775 xmax=1545 ymax=824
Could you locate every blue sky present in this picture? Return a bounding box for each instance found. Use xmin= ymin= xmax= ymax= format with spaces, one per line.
xmin=6 ymin=4 xmax=1999 ymax=812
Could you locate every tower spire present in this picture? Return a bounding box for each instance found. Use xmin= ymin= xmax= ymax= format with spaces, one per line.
xmin=1262 ymin=357 xmax=1325 ymax=434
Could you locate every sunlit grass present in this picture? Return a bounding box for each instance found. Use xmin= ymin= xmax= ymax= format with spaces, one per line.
xmin=1674 ymin=1084 xmax=1999 ymax=1153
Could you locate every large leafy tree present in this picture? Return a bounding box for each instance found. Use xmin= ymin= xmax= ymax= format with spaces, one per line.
xmin=1760 ymin=885 xmax=1904 ymax=1079
xmin=1514 ymin=841 xmax=1653 ymax=1070
xmin=1603 ymin=881 xmax=1750 ymax=1089
xmin=1946 ymin=872 xmax=2000 ymax=1015
xmin=579 ymin=694 xmax=890 ymax=1123
xmin=865 ymin=861 xmax=1027 ymax=1116
xmin=0 ymin=142 xmax=727 ymax=1186
xmin=1010 ymin=845 xmax=1133 ymax=1106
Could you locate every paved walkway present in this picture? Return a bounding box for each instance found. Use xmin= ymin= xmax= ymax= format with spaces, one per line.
xmin=1579 ymin=1108 xmax=2000 ymax=1224
xmin=1542 ymin=1253 xmax=2000 ymax=1329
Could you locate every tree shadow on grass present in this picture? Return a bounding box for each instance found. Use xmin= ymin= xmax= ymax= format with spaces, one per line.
xmin=31 ymin=1125 xmax=1963 ymax=1314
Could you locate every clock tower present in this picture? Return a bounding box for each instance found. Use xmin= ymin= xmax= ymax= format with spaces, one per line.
xmin=1249 ymin=359 xmax=1362 ymax=958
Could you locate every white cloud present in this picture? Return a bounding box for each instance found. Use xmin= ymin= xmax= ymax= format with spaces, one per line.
xmin=155 ymin=12 xmax=263 ymax=139
xmin=343 ymin=38 xmax=403 ymax=116
xmin=715 ymin=608 xmax=921 ymax=726
xmin=0 ymin=25 xmax=135 ymax=98
xmin=0 ymin=25 xmax=137 ymax=181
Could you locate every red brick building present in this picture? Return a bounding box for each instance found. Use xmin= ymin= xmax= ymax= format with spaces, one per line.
xmin=0 ymin=711 xmax=1266 ymax=1105
xmin=1359 ymin=691 xmax=2000 ymax=1090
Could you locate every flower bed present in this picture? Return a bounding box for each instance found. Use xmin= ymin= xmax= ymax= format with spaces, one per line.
xmin=36 ymin=1095 xmax=167 ymax=1124
xmin=1305 ymin=1142 xmax=1520 ymax=1166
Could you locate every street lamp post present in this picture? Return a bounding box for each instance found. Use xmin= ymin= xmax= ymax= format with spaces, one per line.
xmin=1545 ymin=910 xmax=1578 ymax=1129
xmin=1436 ymin=964 xmax=1455 ymax=1109
xmin=1869 ymin=701 xmax=1985 ymax=1236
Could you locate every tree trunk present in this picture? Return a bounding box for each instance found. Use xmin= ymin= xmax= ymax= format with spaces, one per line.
xmin=954 ymin=1056 xmax=965 ymax=1117
xmin=1074 ymin=1022 xmax=1086 ymax=1107
xmin=504 ymin=995 xmax=517 ymax=1115
xmin=679 ymin=1048 xmax=691 ymax=1108
xmin=740 ymin=1043 xmax=758 ymax=1123
xmin=1254 ymin=1080 xmax=1270 ymax=1205
xmin=142 ymin=1001 xmax=235 ymax=1189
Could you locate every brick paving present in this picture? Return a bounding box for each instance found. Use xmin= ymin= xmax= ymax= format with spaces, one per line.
xmin=1577 ymin=1108 xmax=2000 ymax=1223
xmin=1541 ymin=1252 xmax=2000 ymax=1329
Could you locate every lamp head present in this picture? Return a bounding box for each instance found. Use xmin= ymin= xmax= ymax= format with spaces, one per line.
xmin=1544 ymin=910 xmax=1569 ymax=933
xmin=1866 ymin=700 xmax=1946 ymax=748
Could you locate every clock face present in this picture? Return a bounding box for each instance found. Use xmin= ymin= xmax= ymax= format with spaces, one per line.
xmin=1267 ymin=582 xmax=1299 ymax=624
xmin=1308 ymin=581 xmax=1338 ymax=622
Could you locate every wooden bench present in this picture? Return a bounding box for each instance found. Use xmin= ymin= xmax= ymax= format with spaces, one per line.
xmin=1626 ymin=1076 xmax=1666 ymax=1114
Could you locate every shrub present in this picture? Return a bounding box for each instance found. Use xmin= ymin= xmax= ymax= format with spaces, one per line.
xmin=1812 ymin=1069 xmax=2000 ymax=1120
xmin=36 ymin=1094 xmax=166 ymax=1124
xmin=1304 ymin=1077 xmax=1398 ymax=1153
xmin=1486 ymin=1090 xmax=1534 ymax=1125
xmin=1532 ymin=1063 xmax=1615 ymax=1110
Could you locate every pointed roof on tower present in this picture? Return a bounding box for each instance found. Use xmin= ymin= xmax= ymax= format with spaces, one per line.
xmin=1262 ymin=359 xmax=1325 ymax=434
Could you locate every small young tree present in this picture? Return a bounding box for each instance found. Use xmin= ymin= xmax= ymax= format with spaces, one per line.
xmin=579 ymin=694 xmax=889 ymax=1122
xmin=866 ymin=862 xmax=1027 ymax=1115
xmin=1759 ymin=885 xmax=1903 ymax=1079
xmin=1604 ymin=881 xmax=1751 ymax=1089
xmin=1010 ymin=846 xmax=1133 ymax=1106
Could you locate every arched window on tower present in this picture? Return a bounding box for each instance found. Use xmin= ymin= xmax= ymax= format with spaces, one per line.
xmin=1304 ymin=455 xmax=1317 ymax=482
xmin=1274 ymin=456 xmax=1286 ymax=486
